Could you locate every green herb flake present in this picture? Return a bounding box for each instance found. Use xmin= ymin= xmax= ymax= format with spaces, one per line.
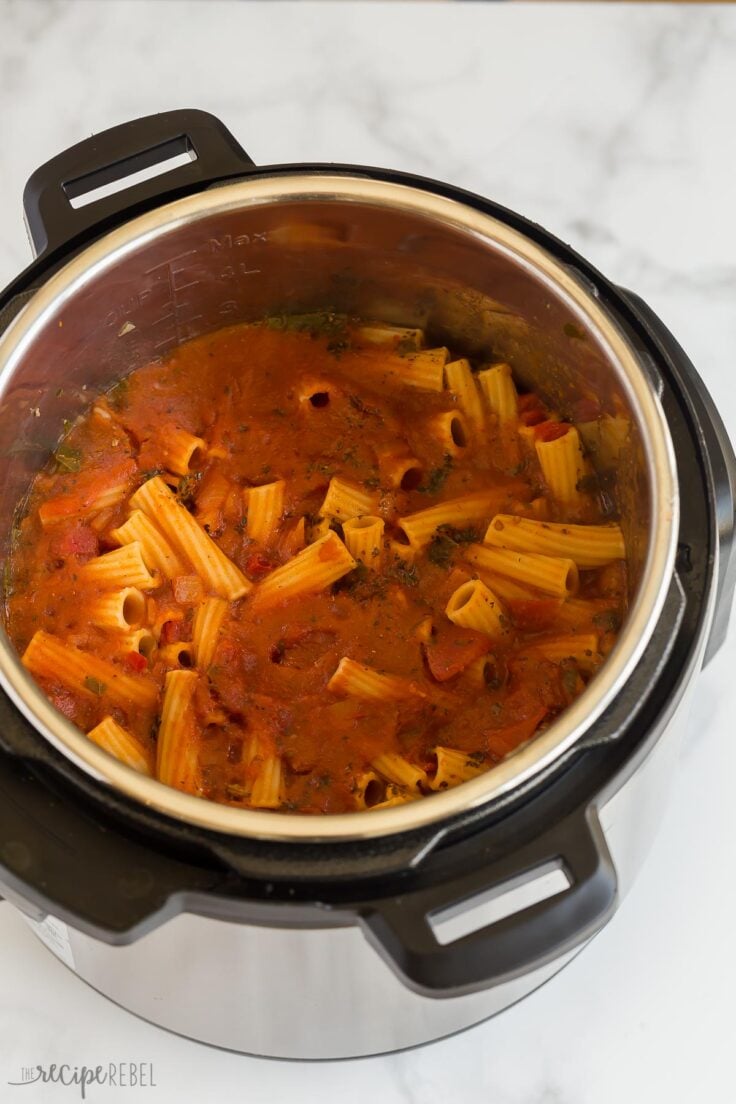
xmin=427 ymin=534 xmax=456 ymax=569
xmin=592 ymin=609 xmax=621 ymax=633
xmin=53 ymin=444 xmax=82 ymax=473
xmin=107 ymin=377 xmax=130 ymax=409
xmin=389 ymin=559 xmax=419 ymax=588
xmin=563 ymin=322 xmax=586 ymax=341
xmin=396 ymin=335 xmax=420 ymax=356
xmin=436 ymin=524 xmax=479 ymax=545
xmin=419 ymin=454 xmax=453 ymax=495
xmin=265 ymin=311 xmax=347 ymax=339
xmin=176 ymin=471 xmax=203 ymax=507
xmin=83 ymin=676 xmax=107 ymax=696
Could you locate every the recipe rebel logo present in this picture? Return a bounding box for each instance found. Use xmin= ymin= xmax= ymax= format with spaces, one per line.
xmin=7 ymin=1063 xmax=157 ymax=1099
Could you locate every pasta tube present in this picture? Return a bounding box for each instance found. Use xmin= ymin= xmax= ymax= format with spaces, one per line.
xmin=129 ymin=476 xmax=251 ymax=600
xmin=399 ymin=490 xmax=510 ymax=550
xmin=249 ymin=755 xmax=283 ymax=809
xmin=192 ymin=596 xmax=229 ymax=670
xmin=160 ymin=426 xmax=207 ymax=476
xmin=355 ymin=322 xmax=424 ymax=350
xmin=445 ymin=579 xmax=507 ymax=638
xmin=377 ymin=451 xmax=424 ymax=491
xmin=477 ymin=362 xmax=518 ymax=422
xmin=327 ymin=657 xmax=426 ymax=701
xmin=426 ymin=411 xmax=468 ymax=455
xmin=83 ymin=542 xmax=159 ymax=590
xmin=87 ymin=716 xmax=153 ymax=776
xmin=525 ymin=633 xmax=601 ymax=672
xmin=483 ymin=514 xmax=626 ymax=568
xmin=157 ymin=669 xmax=201 ymax=793
xmin=320 ymin=477 xmax=378 ymax=522
xmin=444 ymin=358 xmax=484 ymax=434
xmin=119 ymin=628 xmax=156 ymax=658
xmin=463 ymin=543 xmax=579 ymax=598
xmin=90 ymin=587 xmax=146 ymax=631
xmin=396 ymin=348 xmax=449 ymax=391
xmin=372 ymin=753 xmax=428 ymax=790
xmin=342 ymin=516 xmax=384 ymax=569
xmin=251 ymin=530 xmax=356 ymax=610
xmin=535 ymin=426 xmax=586 ymax=507
xmin=22 ymin=630 xmax=158 ymax=711
xmin=353 ymin=771 xmax=388 ymax=810
xmin=246 ymin=480 xmax=285 ymax=545
xmin=110 ymin=510 xmax=188 ymax=579
xmin=428 ymin=747 xmax=486 ymax=790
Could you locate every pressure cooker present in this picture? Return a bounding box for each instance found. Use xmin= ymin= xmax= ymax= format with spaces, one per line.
xmin=0 ymin=110 xmax=733 ymax=1058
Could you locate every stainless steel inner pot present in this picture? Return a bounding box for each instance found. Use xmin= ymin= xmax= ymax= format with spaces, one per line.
xmin=0 ymin=175 xmax=678 ymax=842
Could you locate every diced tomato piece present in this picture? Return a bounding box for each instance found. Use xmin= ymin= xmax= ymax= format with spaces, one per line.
xmin=160 ymin=619 xmax=187 ymax=645
xmin=246 ymin=552 xmax=274 ymax=577
xmin=124 ymin=650 xmax=148 ymax=672
xmin=424 ymin=624 xmax=491 ymax=682
xmin=173 ymin=574 xmax=205 ymax=604
xmin=507 ymin=598 xmax=563 ymax=632
xmin=485 ymin=706 xmax=547 ymax=758
xmin=49 ymin=522 xmax=99 ymax=560
xmin=534 ymin=420 xmax=570 ymax=443
xmin=517 ymin=393 xmax=548 ymax=427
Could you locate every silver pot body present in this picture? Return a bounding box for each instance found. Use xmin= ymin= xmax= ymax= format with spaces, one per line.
xmin=20 ymin=639 xmax=706 ymax=1059
xmin=0 ymin=146 xmax=714 ymax=1060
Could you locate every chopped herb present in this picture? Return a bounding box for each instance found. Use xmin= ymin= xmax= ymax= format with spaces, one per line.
xmin=396 ymin=335 xmax=419 ymax=356
xmin=593 ymin=609 xmax=621 ymax=632
xmin=348 ymin=394 xmax=383 ymax=420
xmin=107 ymin=377 xmax=129 ymax=409
xmin=363 ymin=475 xmax=380 ymax=490
xmin=271 ymin=407 xmax=286 ymax=417
xmin=333 ymin=562 xmax=388 ymax=600
xmin=561 ymin=666 xmax=580 ymax=696
xmin=563 ymin=322 xmax=586 ymax=340
xmin=388 ymin=559 xmax=419 ymax=588
xmin=427 ymin=534 xmax=456 ymax=569
xmin=235 ymin=515 xmax=248 ymax=533
xmin=265 ymin=311 xmax=347 ymax=340
xmin=53 ymin=444 xmax=82 ymax=473
xmin=139 ymin=467 xmax=163 ymax=483
xmin=83 ymin=676 xmax=106 ymax=695
xmin=419 ymin=454 xmax=453 ymax=494
xmin=176 ymin=471 xmax=202 ymax=507
xmin=436 ymin=524 xmax=479 ymax=544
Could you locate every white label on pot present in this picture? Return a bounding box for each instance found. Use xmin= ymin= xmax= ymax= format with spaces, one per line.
xmin=25 ymin=913 xmax=76 ymax=970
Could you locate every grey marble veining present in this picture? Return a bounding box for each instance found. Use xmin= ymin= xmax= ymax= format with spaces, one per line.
xmin=0 ymin=2 xmax=735 ymax=1102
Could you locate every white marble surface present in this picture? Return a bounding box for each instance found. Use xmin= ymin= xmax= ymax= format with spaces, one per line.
xmin=1 ymin=1 xmax=736 ymax=1100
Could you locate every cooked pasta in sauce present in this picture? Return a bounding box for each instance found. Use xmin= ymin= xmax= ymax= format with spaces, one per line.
xmin=5 ymin=317 xmax=628 ymax=814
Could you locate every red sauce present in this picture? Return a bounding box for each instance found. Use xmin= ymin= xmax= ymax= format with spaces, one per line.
xmin=5 ymin=320 xmax=626 ymax=814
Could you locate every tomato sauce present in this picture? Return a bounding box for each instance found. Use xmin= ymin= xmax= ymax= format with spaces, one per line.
xmin=4 ymin=319 xmax=626 ymax=814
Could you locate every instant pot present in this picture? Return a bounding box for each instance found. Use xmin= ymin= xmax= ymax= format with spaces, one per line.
xmin=0 ymin=110 xmax=734 ymax=1059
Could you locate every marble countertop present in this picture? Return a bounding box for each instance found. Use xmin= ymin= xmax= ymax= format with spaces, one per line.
xmin=1 ymin=1 xmax=735 ymax=1101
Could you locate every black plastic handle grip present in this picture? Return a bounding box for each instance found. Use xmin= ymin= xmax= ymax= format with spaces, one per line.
xmin=360 ymin=806 xmax=616 ymax=997
xmin=23 ymin=109 xmax=255 ymax=258
xmin=619 ymin=288 xmax=736 ymax=665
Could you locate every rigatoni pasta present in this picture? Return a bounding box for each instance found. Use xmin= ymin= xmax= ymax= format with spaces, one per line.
xmin=6 ymin=314 xmax=628 ymax=815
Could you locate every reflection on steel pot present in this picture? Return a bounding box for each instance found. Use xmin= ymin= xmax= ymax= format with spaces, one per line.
xmin=0 ymin=111 xmax=734 ymax=1058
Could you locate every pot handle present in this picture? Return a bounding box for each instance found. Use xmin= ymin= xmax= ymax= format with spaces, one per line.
xmin=23 ymin=109 xmax=256 ymax=258
xmin=359 ymin=805 xmax=616 ymax=997
xmin=618 ymin=288 xmax=736 ymax=664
